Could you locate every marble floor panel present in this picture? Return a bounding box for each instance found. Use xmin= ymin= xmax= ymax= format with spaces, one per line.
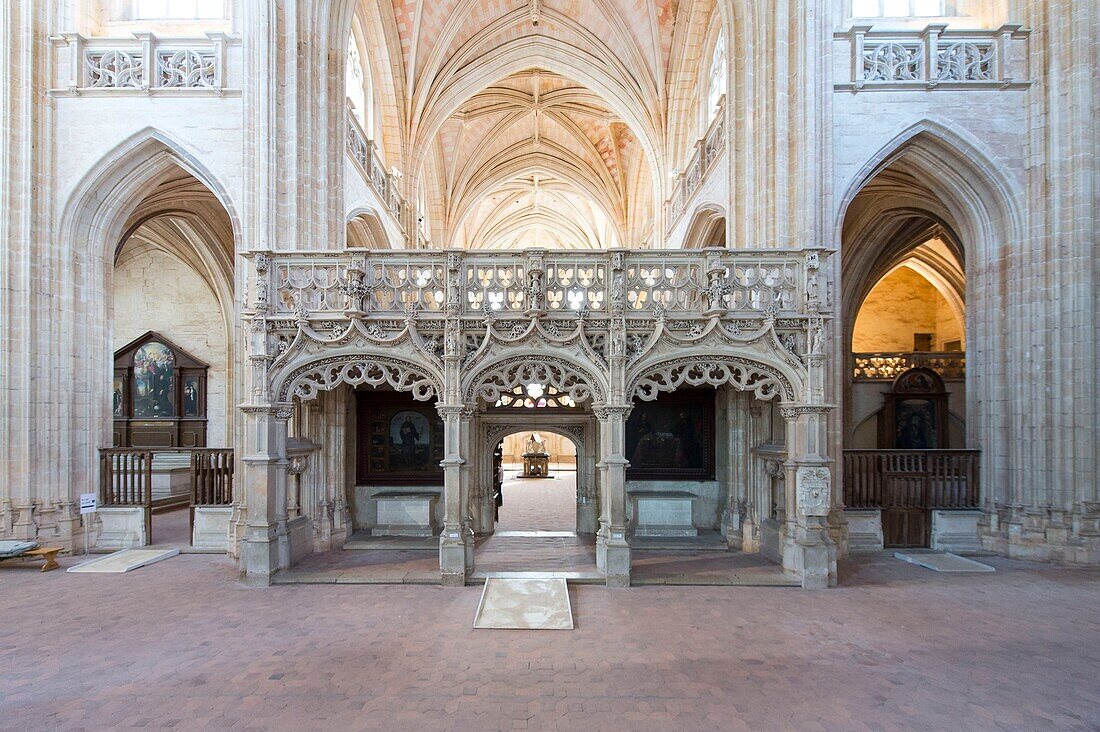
xmin=473 ymin=578 xmax=574 ymax=630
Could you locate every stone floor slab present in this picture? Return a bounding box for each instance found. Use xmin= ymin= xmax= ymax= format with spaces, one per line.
xmin=474 ymin=578 xmax=573 ymax=630
xmin=894 ymin=550 xmax=997 ymax=573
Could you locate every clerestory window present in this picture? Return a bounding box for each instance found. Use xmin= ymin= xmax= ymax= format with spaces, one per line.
xmin=132 ymin=0 xmax=225 ymax=20
xmin=851 ymin=0 xmax=947 ymax=17
xmin=706 ymin=30 xmax=727 ymax=123
xmin=346 ymin=38 xmax=368 ymax=128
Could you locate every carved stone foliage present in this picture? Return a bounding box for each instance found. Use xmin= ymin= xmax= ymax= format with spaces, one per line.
xmin=630 ymin=357 xmax=791 ymax=402
xmin=796 ymin=466 xmax=831 ymax=517
xmin=278 ymin=357 xmax=439 ymax=402
xmin=465 ymin=356 xmax=605 ymax=405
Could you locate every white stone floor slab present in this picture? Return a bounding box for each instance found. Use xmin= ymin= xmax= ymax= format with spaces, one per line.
xmin=67 ymin=548 xmax=179 ymax=573
xmin=894 ymin=550 xmax=996 ymax=573
xmin=474 ymin=577 xmax=574 ymax=630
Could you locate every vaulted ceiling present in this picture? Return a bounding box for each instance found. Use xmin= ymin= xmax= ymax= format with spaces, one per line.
xmin=349 ymin=0 xmax=719 ymax=250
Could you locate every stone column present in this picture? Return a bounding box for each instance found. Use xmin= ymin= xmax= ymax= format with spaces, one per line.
xmin=239 ymin=404 xmax=291 ymax=585
xmin=575 ymin=424 xmax=599 ymax=534
xmin=437 ymin=404 xmax=468 ymax=586
xmin=595 ymin=405 xmax=631 ymax=587
xmin=781 ymin=404 xmax=835 ymax=589
xmin=460 ymin=407 xmax=476 ymax=572
xmin=324 ymin=388 xmax=350 ymax=549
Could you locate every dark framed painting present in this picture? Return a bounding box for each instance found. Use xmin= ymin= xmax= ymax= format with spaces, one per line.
xmin=626 ymin=389 xmax=715 ymax=480
xmin=112 ymin=331 xmax=209 ymax=448
xmin=356 ymin=391 xmax=444 ymax=485
xmin=894 ymin=398 xmax=938 ymax=449
xmin=182 ymin=376 xmax=202 ymax=418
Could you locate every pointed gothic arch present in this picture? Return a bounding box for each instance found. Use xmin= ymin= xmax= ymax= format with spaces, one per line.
xmin=463 ymin=353 xmax=609 ymax=407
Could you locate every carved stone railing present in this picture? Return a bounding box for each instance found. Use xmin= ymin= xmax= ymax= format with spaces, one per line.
xmin=246 ymin=246 xmax=832 ymax=410
xmin=852 ymin=352 xmax=965 ymax=381
xmin=835 ymin=24 xmax=1029 ymax=92
xmin=667 ymin=97 xmax=727 ymax=232
xmin=49 ymin=32 xmax=236 ymax=95
xmin=258 ymin=247 xmax=825 ymax=321
xmin=346 ymin=109 xmax=410 ymax=236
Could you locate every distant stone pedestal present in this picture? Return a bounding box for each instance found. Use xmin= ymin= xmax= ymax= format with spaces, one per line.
xmin=846 ymin=509 xmax=885 ymax=553
xmin=932 ymin=510 xmax=983 ymax=553
xmin=522 ymin=452 xmax=550 ymax=478
xmin=372 ymin=492 xmax=437 ymax=537
xmin=150 ymin=452 xmax=191 ymax=507
xmin=192 ymin=506 xmax=232 ymax=550
xmin=629 ymin=491 xmax=698 ymax=537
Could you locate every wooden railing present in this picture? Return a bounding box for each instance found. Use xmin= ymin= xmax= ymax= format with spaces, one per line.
xmin=99 ymin=448 xmax=154 ymax=507
xmin=99 ymin=447 xmax=235 ymax=507
xmin=843 ymin=450 xmax=979 ymax=510
xmin=191 ymin=448 xmax=235 ymax=506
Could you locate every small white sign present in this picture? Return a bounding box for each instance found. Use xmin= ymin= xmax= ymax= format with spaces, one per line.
xmin=79 ymin=493 xmax=98 ymax=514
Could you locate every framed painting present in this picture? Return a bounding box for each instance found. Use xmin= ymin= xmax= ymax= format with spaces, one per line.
xmin=626 ymin=389 xmax=715 ymax=480
xmin=132 ymin=341 xmax=176 ymax=418
xmin=356 ymin=391 xmax=444 ymax=484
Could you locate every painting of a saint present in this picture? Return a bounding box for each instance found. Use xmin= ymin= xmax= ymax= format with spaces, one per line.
xmin=626 ymin=390 xmax=714 ymax=479
xmin=389 ymin=410 xmax=431 ymax=471
xmin=112 ymin=377 xmax=124 ymax=417
xmin=895 ymin=399 xmax=938 ymax=449
xmin=133 ymin=342 xmax=176 ymax=418
xmin=182 ymin=377 xmax=200 ymax=417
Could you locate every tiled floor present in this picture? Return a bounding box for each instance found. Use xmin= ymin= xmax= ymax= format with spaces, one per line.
xmin=496 ymin=472 xmax=578 ymax=532
xmin=1 ymin=551 xmax=1098 ymax=730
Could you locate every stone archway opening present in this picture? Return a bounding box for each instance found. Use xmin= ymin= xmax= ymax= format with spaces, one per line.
xmin=495 ymin=430 xmax=578 ymax=533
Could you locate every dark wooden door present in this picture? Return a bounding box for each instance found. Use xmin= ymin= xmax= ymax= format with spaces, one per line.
xmin=882 ymin=474 xmax=931 ymax=548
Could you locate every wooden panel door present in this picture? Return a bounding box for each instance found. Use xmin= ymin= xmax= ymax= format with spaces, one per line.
xmin=883 ymin=474 xmax=931 ymax=548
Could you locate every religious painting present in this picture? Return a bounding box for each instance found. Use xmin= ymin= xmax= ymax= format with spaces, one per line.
xmin=112 ymin=376 xmax=125 ymax=417
xmin=388 ymin=410 xmax=432 ymax=471
xmin=895 ymin=398 xmax=938 ymax=449
xmin=132 ymin=342 xmax=176 ymax=418
xmin=182 ymin=376 xmax=201 ymax=418
xmin=881 ymin=367 xmax=949 ymax=450
xmin=356 ymin=391 xmax=444 ymax=484
xmin=626 ymin=389 xmax=715 ymax=480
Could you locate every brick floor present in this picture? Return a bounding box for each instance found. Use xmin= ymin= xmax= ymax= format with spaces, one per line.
xmin=496 ymin=472 xmax=577 ymax=532
xmin=1 ymin=552 xmax=1098 ymax=730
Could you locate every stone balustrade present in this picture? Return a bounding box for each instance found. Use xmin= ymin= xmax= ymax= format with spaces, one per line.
xmin=346 ymin=109 xmax=410 ymax=232
xmin=49 ymin=32 xmax=236 ymax=95
xmin=667 ymin=99 xmax=727 ymax=230
xmin=253 ymin=246 xmax=825 ymax=323
xmin=835 ymin=24 xmax=1030 ymax=92
xmin=852 ymin=352 xmax=965 ymax=381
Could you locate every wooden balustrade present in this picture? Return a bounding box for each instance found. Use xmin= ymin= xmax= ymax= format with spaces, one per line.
xmin=843 ymin=449 xmax=979 ymax=510
xmin=99 ymin=448 xmax=154 ymax=507
xmin=191 ymin=448 xmax=235 ymax=506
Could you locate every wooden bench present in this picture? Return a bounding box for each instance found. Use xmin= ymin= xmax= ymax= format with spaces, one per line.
xmin=0 ymin=546 xmax=63 ymax=572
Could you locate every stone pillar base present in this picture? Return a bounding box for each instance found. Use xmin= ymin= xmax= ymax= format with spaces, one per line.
xmin=597 ymin=533 xmax=631 ymax=588
xmin=439 ymin=534 xmax=468 ymax=587
xmin=192 ymin=506 xmax=233 ymax=550
xmin=239 ymin=525 xmax=279 ymax=586
xmin=980 ymin=506 xmax=1100 ymax=564
xmin=95 ymin=507 xmax=147 ymax=549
